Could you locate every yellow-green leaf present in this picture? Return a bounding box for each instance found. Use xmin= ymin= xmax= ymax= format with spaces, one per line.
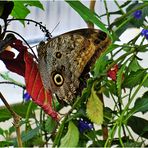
xmin=60 ymin=121 xmax=79 ymax=147
xmin=86 ymin=85 xmax=103 ymax=124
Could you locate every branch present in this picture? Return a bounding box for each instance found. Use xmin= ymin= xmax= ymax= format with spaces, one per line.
xmin=0 ymin=81 xmax=25 ymax=89
xmin=7 ymin=18 xmax=52 ymax=39
xmin=87 ymin=0 xmax=96 ymax=28
xmin=97 ymin=91 xmax=108 ymax=140
xmin=0 ymin=92 xmax=23 ymax=147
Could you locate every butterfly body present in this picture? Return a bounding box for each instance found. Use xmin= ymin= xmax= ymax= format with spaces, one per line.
xmin=38 ymin=28 xmax=111 ymax=103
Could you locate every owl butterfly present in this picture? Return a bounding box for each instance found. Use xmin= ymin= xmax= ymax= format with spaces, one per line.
xmin=38 ymin=28 xmax=111 ymax=104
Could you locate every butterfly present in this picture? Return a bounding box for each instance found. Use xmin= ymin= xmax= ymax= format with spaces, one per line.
xmin=37 ymin=28 xmax=111 ymax=104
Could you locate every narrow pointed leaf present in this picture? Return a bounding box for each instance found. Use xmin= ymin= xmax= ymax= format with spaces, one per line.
xmin=66 ymin=1 xmax=109 ymax=35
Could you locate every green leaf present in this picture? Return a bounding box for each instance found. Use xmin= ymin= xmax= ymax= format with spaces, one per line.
xmin=86 ymin=85 xmax=103 ymax=124
xmin=9 ymin=126 xmax=15 ymax=135
xmin=0 ymin=107 xmax=11 ymax=122
xmin=143 ymin=5 xmax=148 ymax=17
xmin=0 ymin=141 xmax=13 ymax=147
xmin=23 ymin=1 xmax=44 ymax=10
xmin=115 ymin=17 xmax=132 ymax=37
xmin=0 ymin=127 xmax=4 ymax=136
xmin=0 ymin=102 xmax=36 ymax=122
xmin=120 ymin=1 xmax=132 ymax=8
xmin=126 ymin=1 xmax=138 ymax=12
xmin=60 ymin=121 xmax=79 ymax=147
xmin=116 ymin=63 xmax=126 ymax=97
xmin=11 ymin=1 xmax=44 ymax=24
xmin=123 ymin=141 xmax=142 ymax=147
xmin=127 ymin=116 xmax=148 ymax=139
xmin=131 ymin=91 xmax=148 ymax=114
xmin=0 ymin=2 xmax=5 ymax=17
xmin=66 ymin=1 xmax=109 ymax=35
xmin=21 ymin=126 xmax=40 ymax=142
xmin=139 ymin=44 xmax=148 ymax=52
xmin=104 ymin=107 xmax=113 ymax=123
xmin=45 ymin=116 xmax=57 ymax=133
xmin=106 ymin=81 xmax=118 ymax=96
xmin=99 ymin=44 xmax=119 ymax=59
xmin=143 ymin=78 xmax=148 ymax=87
xmin=126 ymin=2 xmax=147 ymax=28
xmin=12 ymin=101 xmax=36 ymax=118
xmin=11 ymin=1 xmax=30 ymax=24
xmin=123 ymin=69 xmax=147 ymax=88
xmin=93 ymin=44 xmax=119 ymax=77
xmin=31 ymin=135 xmax=44 ymax=146
xmin=128 ymin=58 xmax=142 ymax=72
xmin=93 ymin=56 xmax=108 ymax=77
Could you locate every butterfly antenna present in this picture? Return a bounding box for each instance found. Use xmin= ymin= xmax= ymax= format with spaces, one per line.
xmin=51 ymin=21 xmax=60 ymax=34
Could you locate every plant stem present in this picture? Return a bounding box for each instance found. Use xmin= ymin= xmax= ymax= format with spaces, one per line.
xmin=87 ymin=0 xmax=96 ymax=28
xmin=106 ymin=50 xmax=134 ymax=72
xmin=0 ymin=92 xmax=23 ymax=147
xmin=125 ymin=125 xmax=134 ymax=140
xmin=0 ymin=81 xmax=25 ymax=89
xmin=52 ymin=96 xmax=83 ymax=147
xmin=0 ymin=73 xmax=25 ymax=88
xmin=104 ymin=123 xmax=117 ymax=147
xmin=52 ymin=116 xmax=68 ymax=147
xmin=25 ymin=101 xmax=33 ymax=131
xmin=118 ymin=123 xmax=124 ymax=147
xmin=7 ymin=18 xmax=52 ymax=39
xmin=121 ymin=73 xmax=148 ymax=122
xmin=114 ymin=0 xmax=125 ymax=14
xmin=104 ymin=0 xmax=111 ymax=27
xmin=98 ymin=92 xmax=108 ymax=140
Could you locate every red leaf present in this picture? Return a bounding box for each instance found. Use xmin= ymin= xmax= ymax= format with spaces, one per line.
xmin=0 ymin=50 xmax=15 ymax=60
xmin=0 ymin=38 xmax=59 ymax=120
xmin=0 ymin=50 xmax=25 ymax=76
xmin=24 ymin=52 xmax=59 ymax=120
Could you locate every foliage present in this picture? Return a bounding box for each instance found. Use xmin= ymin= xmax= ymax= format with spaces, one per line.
xmin=0 ymin=0 xmax=148 ymax=147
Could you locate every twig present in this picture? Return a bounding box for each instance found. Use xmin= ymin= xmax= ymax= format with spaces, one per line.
xmin=104 ymin=0 xmax=111 ymax=28
xmin=87 ymin=0 xmax=96 ymax=28
xmin=0 ymin=81 xmax=25 ymax=89
xmin=7 ymin=18 xmax=52 ymax=39
xmin=0 ymin=92 xmax=23 ymax=147
xmin=98 ymin=92 xmax=108 ymax=140
xmin=0 ymin=73 xmax=25 ymax=88
xmin=114 ymin=0 xmax=125 ymax=15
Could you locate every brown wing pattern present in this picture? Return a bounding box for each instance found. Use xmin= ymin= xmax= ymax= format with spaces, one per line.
xmin=38 ymin=28 xmax=111 ymax=103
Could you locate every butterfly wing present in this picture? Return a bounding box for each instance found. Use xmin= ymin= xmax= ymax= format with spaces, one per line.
xmin=38 ymin=28 xmax=111 ymax=103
